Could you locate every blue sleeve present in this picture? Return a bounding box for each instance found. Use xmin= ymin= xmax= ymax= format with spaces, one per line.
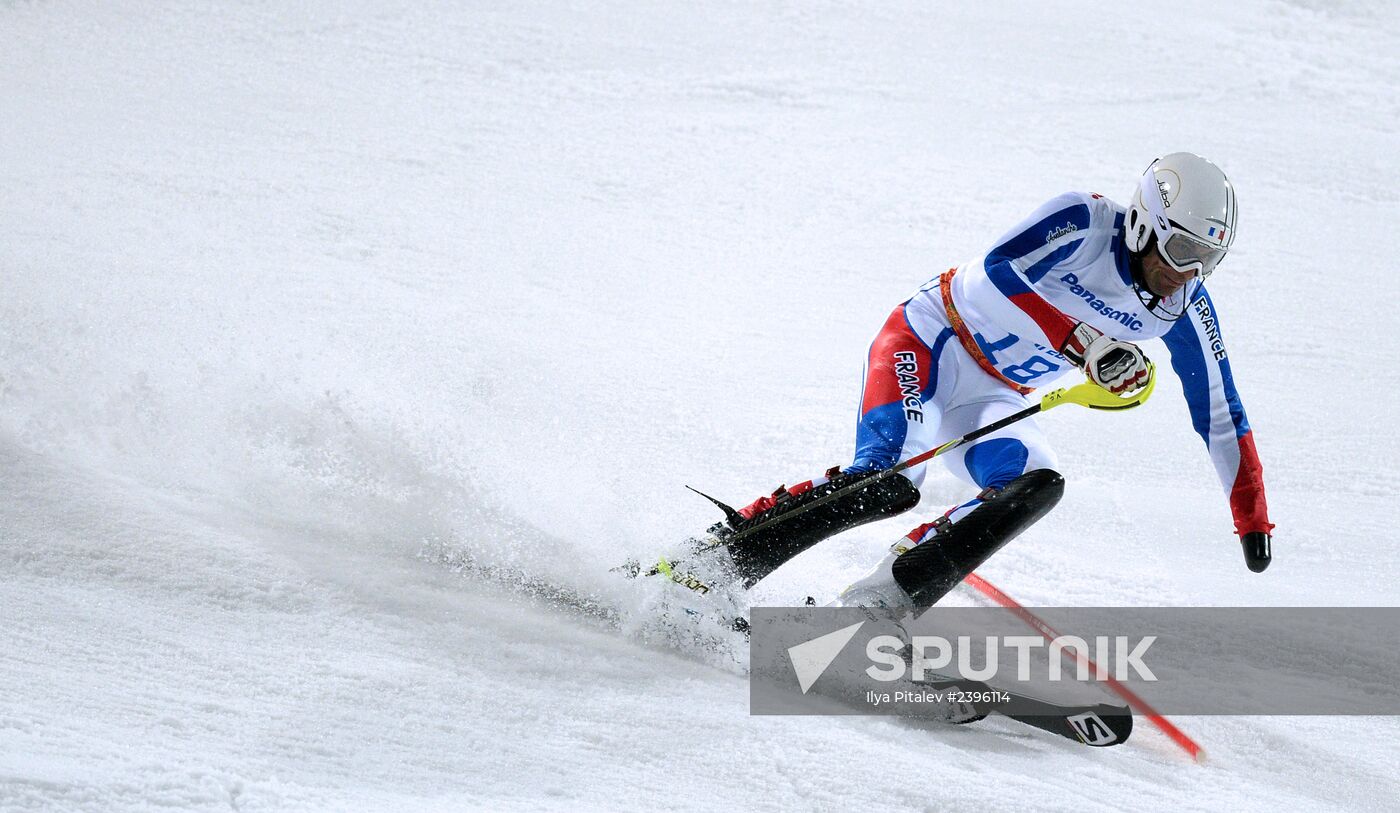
xmin=1160 ymin=288 xmax=1272 ymax=536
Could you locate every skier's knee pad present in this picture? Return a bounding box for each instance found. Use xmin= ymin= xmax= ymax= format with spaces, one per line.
xmin=962 ymin=438 xmax=1030 ymax=490
xmin=725 ymin=469 xmax=920 ymax=588
xmin=891 ymin=468 xmax=1064 ymax=607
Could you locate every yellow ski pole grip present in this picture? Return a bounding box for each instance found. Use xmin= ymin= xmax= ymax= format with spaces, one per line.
xmin=1041 ymin=361 xmax=1157 ymax=412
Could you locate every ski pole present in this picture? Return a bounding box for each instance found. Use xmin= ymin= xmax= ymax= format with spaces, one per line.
xmin=713 ymin=365 xmax=1157 ymax=547
xmin=889 ymin=362 xmax=1158 ymax=477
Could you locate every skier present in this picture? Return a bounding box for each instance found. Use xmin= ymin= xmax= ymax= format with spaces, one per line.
xmin=680 ymin=153 xmax=1274 ymax=610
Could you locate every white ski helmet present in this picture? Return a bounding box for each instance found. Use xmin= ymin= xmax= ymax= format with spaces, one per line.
xmin=1124 ymin=152 xmax=1237 ymax=279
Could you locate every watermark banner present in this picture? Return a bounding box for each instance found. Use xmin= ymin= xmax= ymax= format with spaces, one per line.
xmin=749 ymin=607 xmax=1400 ymax=716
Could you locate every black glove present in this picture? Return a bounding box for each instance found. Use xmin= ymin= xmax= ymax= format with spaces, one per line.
xmin=1239 ymin=532 xmax=1271 ymax=573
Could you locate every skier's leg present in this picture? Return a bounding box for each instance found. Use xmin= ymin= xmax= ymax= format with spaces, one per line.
xmin=937 ymin=396 xmax=1060 ymax=492
xmin=889 ymin=467 xmax=1062 ymax=606
xmin=832 ymin=465 xmax=1063 ymax=608
xmin=833 ymin=384 xmax=1062 ymax=608
xmin=895 ymin=395 xmax=1061 ymax=543
xmin=717 ymin=304 xmax=957 ymax=587
xmin=846 ymin=307 xmax=959 ymax=490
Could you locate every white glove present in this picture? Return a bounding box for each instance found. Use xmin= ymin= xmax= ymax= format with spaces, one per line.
xmin=1061 ymin=323 xmax=1150 ymax=394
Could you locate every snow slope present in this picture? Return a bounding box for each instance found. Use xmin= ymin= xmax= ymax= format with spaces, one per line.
xmin=3 ymin=1 xmax=1399 ymax=810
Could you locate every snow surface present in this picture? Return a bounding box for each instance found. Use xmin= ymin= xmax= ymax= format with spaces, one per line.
xmin=3 ymin=1 xmax=1400 ymax=810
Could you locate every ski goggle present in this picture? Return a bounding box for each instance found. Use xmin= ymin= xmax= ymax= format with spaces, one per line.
xmin=1159 ymin=229 xmax=1227 ymax=279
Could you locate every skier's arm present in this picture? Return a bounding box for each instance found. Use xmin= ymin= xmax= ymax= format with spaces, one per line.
xmin=1160 ymin=287 xmax=1274 ymax=570
xmin=980 ymin=193 xmax=1090 ymax=350
xmin=981 ymin=193 xmax=1149 ymax=393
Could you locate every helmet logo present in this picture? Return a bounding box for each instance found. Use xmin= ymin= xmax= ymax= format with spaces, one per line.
xmin=1155 ymin=169 xmax=1181 ymax=208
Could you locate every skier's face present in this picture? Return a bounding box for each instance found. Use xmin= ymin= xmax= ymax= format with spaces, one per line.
xmin=1140 ymin=247 xmax=1197 ymax=297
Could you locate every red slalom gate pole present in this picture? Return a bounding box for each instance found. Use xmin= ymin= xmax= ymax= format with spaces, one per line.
xmin=962 ymin=572 xmax=1206 ymax=763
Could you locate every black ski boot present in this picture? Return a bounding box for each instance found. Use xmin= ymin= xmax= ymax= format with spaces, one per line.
xmin=694 ymin=466 xmax=922 ymax=589
xmin=891 ymin=468 xmax=1064 ymax=607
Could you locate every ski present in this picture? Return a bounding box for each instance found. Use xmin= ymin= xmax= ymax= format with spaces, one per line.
xmin=619 ymin=562 xmax=1132 ymax=747
xmin=473 ymin=555 xmax=1130 ymax=748
xmin=917 ymin=675 xmax=1133 ymax=747
xmin=612 ymin=555 xmax=751 ymax=634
